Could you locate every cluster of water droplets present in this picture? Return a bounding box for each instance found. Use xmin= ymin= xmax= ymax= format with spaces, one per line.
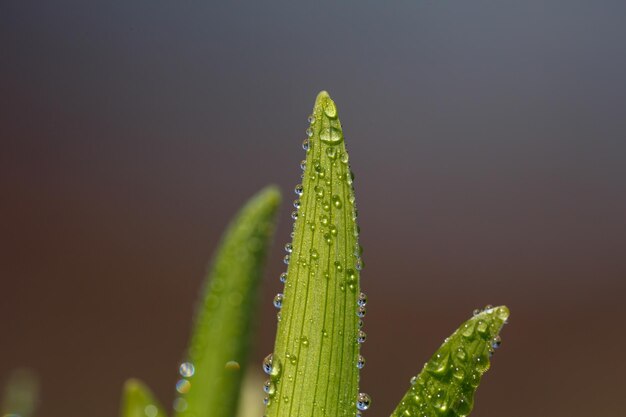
xmin=172 ymin=361 xmax=195 ymax=412
xmin=395 ymin=305 xmax=508 ymax=417
xmin=263 ymin=103 xmax=371 ymax=414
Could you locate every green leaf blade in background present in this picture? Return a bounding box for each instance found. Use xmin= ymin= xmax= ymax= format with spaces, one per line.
xmin=390 ymin=306 xmax=510 ymax=417
xmin=1 ymin=368 xmax=39 ymax=417
xmin=121 ymin=379 xmax=166 ymax=417
xmin=176 ymin=186 xmax=281 ymax=417
xmin=265 ymin=91 xmax=365 ymax=417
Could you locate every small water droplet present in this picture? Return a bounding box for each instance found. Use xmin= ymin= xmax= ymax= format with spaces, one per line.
xmin=326 ymin=147 xmax=337 ymax=159
xmin=306 ymin=127 xmax=313 ymax=137
xmin=310 ymin=249 xmax=319 ymax=260
xmin=284 ymin=243 xmax=293 ymax=253
xmin=410 ymin=376 xmax=418 ymax=385
xmin=179 ymin=362 xmax=195 ymax=377
xmin=263 ymin=396 xmax=270 ymax=405
xmin=273 ymin=294 xmax=284 ymax=309
xmin=358 ymin=293 xmax=367 ymax=307
xmin=279 ymin=272 xmax=287 ymax=283
xmin=357 ymin=355 xmax=366 ymax=369
xmin=262 ymin=353 xmax=277 ymax=375
xmin=301 ymin=336 xmax=309 ymax=347
xmin=473 ymin=308 xmax=482 ymax=316
xmin=294 ymin=184 xmax=304 ymax=196
xmin=173 ymin=397 xmax=187 ymax=412
xmin=341 ymin=152 xmax=349 ymax=164
xmin=302 ymin=138 xmax=309 ymax=151
xmin=144 ymin=404 xmax=158 ymax=417
xmin=283 ymin=254 xmax=290 ymax=265
xmin=356 ymin=393 xmax=371 ymax=411
xmin=308 ymin=114 xmax=316 ymax=124
xmin=357 ymin=330 xmax=367 ymax=343
xmin=175 ymin=378 xmax=190 ymax=394
xmin=225 ymin=360 xmax=240 ymax=371
xmin=357 ymin=306 xmax=366 ymax=318
xmin=476 ymin=320 xmax=489 ymax=336
xmin=293 ymin=199 xmax=301 ymax=210
xmin=492 ymin=335 xmax=502 ymax=349
xmin=332 ymin=195 xmax=342 ymax=208
xmin=355 ymin=258 xmax=364 ymax=271
xmin=263 ymin=379 xmax=276 ymax=395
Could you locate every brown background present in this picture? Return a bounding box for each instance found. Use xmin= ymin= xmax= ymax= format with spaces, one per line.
xmin=1 ymin=2 xmax=625 ymax=417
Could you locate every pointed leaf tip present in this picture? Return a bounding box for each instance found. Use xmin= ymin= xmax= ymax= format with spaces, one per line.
xmin=176 ymin=186 xmax=281 ymax=417
xmin=121 ymin=379 xmax=166 ymax=417
xmin=391 ymin=305 xmax=510 ymax=417
xmin=266 ymin=93 xmax=363 ymax=417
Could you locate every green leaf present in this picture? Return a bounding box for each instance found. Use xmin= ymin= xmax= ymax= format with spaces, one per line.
xmin=176 ymin=186 xmax=281 ymax=417
xmin=265 ymin=91 xmax=364 ymax=417
xmin=390 ymin=306 xmax=510 ymax=417
xmin=121 ymin=379 xmax=166 ymax=417
xmin=1 ymin=368 xmax=39 ymax=417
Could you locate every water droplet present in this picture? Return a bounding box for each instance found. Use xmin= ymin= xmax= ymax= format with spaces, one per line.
xmin=283 ymin=254 xmax=290 ymax=265
xmin=357 ymin=306 xmax=366 ymax=318
xmin=456 ymin=347 xmax=467 ymax=361
xmin=300 ymin=336 xmax=309 ymax=347
xmin=476 ymin=320 xmax=489 ymax=336
xmin=324 ymin=100 xmax=338 ymax=118
xmin=225 ymin=360 xmax=240 ymax=371
xmin=263 ymin=379 xmax=276 ymax=395
xmin=310 ymin=249 xmax=319 ymax=260
xmin=173 ymin=397 xmax=187 ymax=412
xmin=302 ymin=138 xmax=309 ymax=151
xmin=330 ymin=225 xmax=338 ymax=236
xmin=341 ymin=152 xmax=349 ymax=164
xmin=357 ymin=355 xmax=366 ymax=369
xmin=262 ymin=353 xmax=280 ymax=376
xmin=355 ymin=258 xmax=364 ymax=271
xmin=286 ymin=352 xmax=298 ymax=365
xmin=453 ymin=366 xmax=465 ymax=380
xmin=306 ymin=127 xmax=313 ymax=137
xmin=358 ymin=319 xmax=364 ymax=328
xmin=308 ymin=114 xmax=316 ymax=124
xmin=326 ymin=147 xmax=337 ymax=159
xmin=176 ymin=378 xmax=191 ymax=393
xmin=473 ymin=308 xmax=482 ymax=316
xmin=484 ymin=304 xmax=493 ymax=310
xmin=356 ymin=393 xmax=371 ymax=411
xmin=410 ymin=376 xmax=418 ymax=385
xmin=332 ymin=195 xmax=342 ymax=208
xmin=358 ymin=293 xmax=367 ymax=307
xmin=426 ymin=352 xmax=450 ymax=376
xmin=273 ymin=294 xmax=283 ymax=309
xmin=492 ymin=335 xmax=502 ymax=349
xmin=334 ymin=261 xmax=343 ymax=272
xmin=320 ymin=214 xmax=329 ymax=225
xmin=496 ymin=306 xmax=510 ymax=320
xmin=179 ymin=362 xmax=195 ymax=377
xmin=462 ymin=322 xmax=475 ymax=338
xmin=320 ymin=127 xmax=343 ymax=144
xmin=357 ymin=330 xmax=367 ymax=343
xmin=144 ymin=404 xmax=158 ymax=417
xmin=279 ymin=272 xmax=287 ymax=283
xmin=294 ymin=184 xmax=304 ymax=196
xmin=284 ymin=243 xmax=293 ymax=253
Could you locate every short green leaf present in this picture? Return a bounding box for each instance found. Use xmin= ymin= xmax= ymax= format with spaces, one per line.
xmin=390 ymin=306 xmax=510 ymax=417
xmin=265 ymin=91 xmax=364 ymax=417
xmin=176 ymin=186 xmax=281 ymax=417
xmin=121 ymin=379 xmax=166 ymax=417
xmin=1 ymin=369 xmax=39 ymax=417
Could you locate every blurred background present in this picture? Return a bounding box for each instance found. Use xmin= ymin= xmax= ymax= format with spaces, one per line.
xmin=1 ymin=1 xmax=625 ymax=416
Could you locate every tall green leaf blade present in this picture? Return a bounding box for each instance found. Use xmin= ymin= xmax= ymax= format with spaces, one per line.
xmin=177 ymin=186 xmax=281 ymax=417
xmin=121 ymin=379 xmax=166 ymax=417
xmin=265 ymin=91 xmax=364 ymax=417
xmin=390 ymin=306 xmax=510 ymax=417
xmin=1 ymin=369 xmax=39 ymax=417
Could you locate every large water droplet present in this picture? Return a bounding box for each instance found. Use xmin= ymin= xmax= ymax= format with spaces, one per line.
xmin=263 ymin=379 xmax=276 ymax=395
xmin=173 ymin=397 xmax=187 ymax=412
xmin=294 ymin=184 xmax=304 ymax=196
xmin=179 ymin=362 xmax=195 ymax=377
xmin=273 ymin=293 xmax=284 ymax=309
xmin=356 ymin=393 xmax=371 ymax=411
xmin=262 ymin=353 xmax=274 ymax=375
xmin=324 ymin=100 xmax=338 ymax=118
xmin=320 ymin=127 xmax=343 ymax=144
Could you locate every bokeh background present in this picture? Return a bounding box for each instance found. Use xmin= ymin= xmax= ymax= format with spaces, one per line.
xmin=2 ymin=1 xmax=625 ymax=416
